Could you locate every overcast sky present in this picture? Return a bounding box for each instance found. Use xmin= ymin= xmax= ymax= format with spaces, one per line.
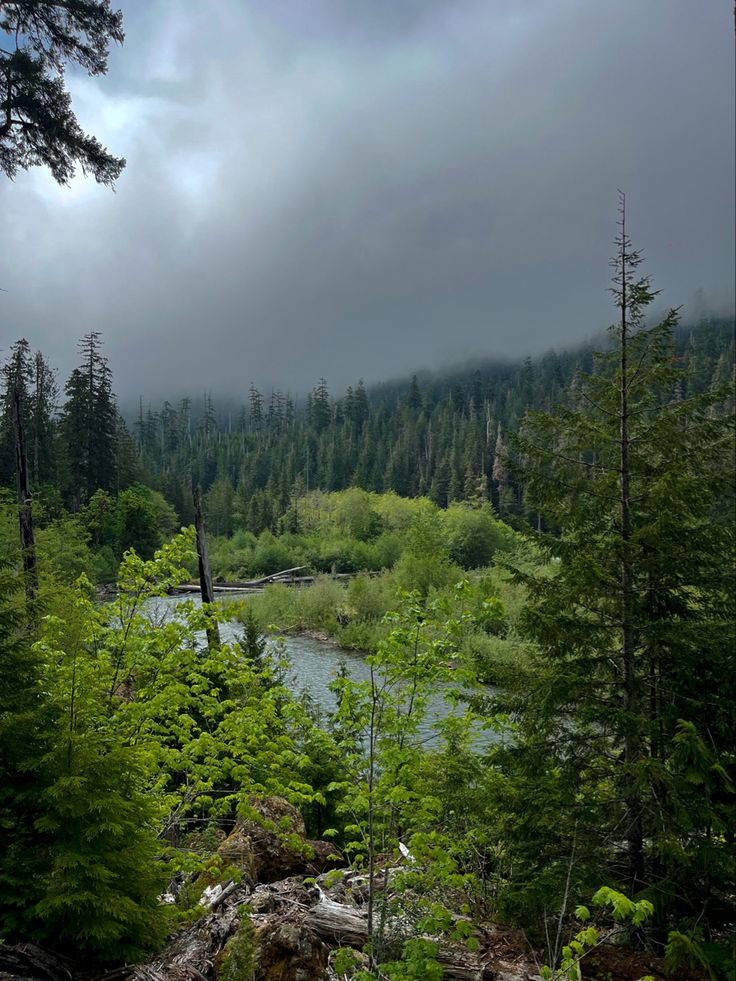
xmin=1 ymin=0 xmax=734 ymax=404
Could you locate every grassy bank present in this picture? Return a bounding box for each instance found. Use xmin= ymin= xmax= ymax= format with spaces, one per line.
xmin=229 ymin=562 xmax=539 ymax=687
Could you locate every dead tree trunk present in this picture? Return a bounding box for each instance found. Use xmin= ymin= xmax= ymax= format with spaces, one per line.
xmin=13 ymin=386 xmax=37 ymax=603
xmin=193 ymin=486 xmax=221 ymax=648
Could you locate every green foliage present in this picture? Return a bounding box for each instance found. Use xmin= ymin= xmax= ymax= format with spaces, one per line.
xmin=0 ymin=312 xmax=731 ymax=969
xmin=664 ymin=929 xmax=722 ymax=981
xmin=379 ymin=937 xmax=444 ymax=981
xmin=220 ymin=910 xmax=256 ymax=981
xmin=393 ymin=509 xmax=460 ymax=595
xmin=0 ymin=340 xmax=59 ymax=490
xmin=60 ymin=333 xmax=121 ymax=507
xmin=0 ymin=528 xmax=343 ymax=962
xmin=35 ymin=514 xmax=92 ymax=583
xmin=0 ymin=1 xmax=125 ymax=185
xmin=119 ymin=319 xmax=732 ymax=541
xmin=494 ymin=229 xmax=736 ymax=940
xmin=326 ymin=587 xmax=489 ymax=970
xmin=0 ymin=553 xmax=52 ymax=938
xmin=444 ymin=503 xmax=512 ymax=568
xmin=539 ymin=888 xmax=654 ymax=981
xmin=114 ymin=485 xmax=162 ymax=560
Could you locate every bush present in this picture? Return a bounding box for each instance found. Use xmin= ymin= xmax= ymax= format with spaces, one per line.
xmin=250 ymin=532 xmax=297 ymax=575
xmin=115 ymin=487 xmax=161 ymax=560
xmin=346 ymin=573 xmax=394 ymax=621
xmin=444 ymin=506 xmax=504 ymax=569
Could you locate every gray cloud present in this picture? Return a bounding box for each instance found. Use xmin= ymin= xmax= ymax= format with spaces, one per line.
xmin=1 ymin=0 xmax=733 ymax=404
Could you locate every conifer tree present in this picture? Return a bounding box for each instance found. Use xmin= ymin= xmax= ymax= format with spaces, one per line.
xmin=495 ymin=198 xmax=735 ymax=938
xmin=308 ymin=378 xmax=332 ymax=433
xmin=1 ymin=342 xmax=58 ymax=489
xmin=0 ymin=558 xmax=51 ymax=938
xmin=0 ymin=339 xmax=33 ymax=483
xmin=0 ymin=0 xmax=125 ymax=185
xmin=30 ymin=350 xmax=58 ymax=486
xmin=61 ymin=333 xmax=119 ymax=506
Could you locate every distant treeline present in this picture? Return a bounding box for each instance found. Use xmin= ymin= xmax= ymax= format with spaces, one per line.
xmin=130 ymin=317 xmax=734 ymax=533
xmin=1 ymin=317 xmax=732 ymax=536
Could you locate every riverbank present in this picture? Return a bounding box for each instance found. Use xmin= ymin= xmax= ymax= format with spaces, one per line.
xmin=226 ymin=567 xmax=537 ymax=689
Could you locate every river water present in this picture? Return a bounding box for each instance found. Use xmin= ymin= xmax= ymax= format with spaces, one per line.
xmin=145 ymin=593 xmax=499 ymax=748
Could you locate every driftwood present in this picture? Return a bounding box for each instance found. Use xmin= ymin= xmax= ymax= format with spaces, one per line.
xmin=0 ymin=942 xmax=75 ymax=980
xmin=172 ymin=566 xmax=309 ymax=594
xmin=172 ymin=568 xmax=380 ymax=595
xmin=205 ymin=879 xmax=239 ymax=912
xmin=235 ymin=566 xmax=308 ymax=586
xmin=305 ymin=894 xmax=489 ymax=980
xmin=306 ymin=893 xmax=368 ymax=947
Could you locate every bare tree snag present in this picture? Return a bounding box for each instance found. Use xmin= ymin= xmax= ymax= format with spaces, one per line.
xmin=193 ymin=486 xmax=221 ymax=648
xmin=13 ymin=385 xmax=37 ymax=602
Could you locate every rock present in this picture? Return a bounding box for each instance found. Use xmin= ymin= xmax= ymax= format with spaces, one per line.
xmin=252 ymin=920 xmax=329 ymax=981
xmin=217 ymin=826 xmax=257 ymax=880
xmin=217 ymin=797 xmax=341 ymax=885
xmin=246 ymin=797 xmax=307 ymax=837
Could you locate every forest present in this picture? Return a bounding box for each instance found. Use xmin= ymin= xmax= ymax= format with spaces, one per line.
xmin=1 ymin=254 xmax=734 ymax=980
xmin=1 ymin=1 xmax=734 ymax=979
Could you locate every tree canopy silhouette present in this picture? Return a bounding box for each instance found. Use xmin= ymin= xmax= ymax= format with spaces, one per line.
xmin=0 ymin=0 xmax=125 ymax=185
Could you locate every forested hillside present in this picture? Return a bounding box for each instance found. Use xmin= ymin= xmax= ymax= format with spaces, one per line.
xmin=2 ymin=275 xmax=733 ymax=979
xmin=132 ymin=318 xmax=733 ymax=536
xmin=1 ymin=318 xmax=731 ymax=564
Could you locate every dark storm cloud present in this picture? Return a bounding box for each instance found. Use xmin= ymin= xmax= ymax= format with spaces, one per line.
xmin=1 ymin=0 xmax=733 ymax=403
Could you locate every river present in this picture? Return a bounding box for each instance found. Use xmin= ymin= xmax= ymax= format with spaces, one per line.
xmin=145 ymin=593 xmax=499 ymax=748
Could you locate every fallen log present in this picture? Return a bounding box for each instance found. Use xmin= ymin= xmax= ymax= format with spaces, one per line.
xmin=171 ymin=583 xmax=258 ymax=594
xmin=245 ymin=566 xmax=308 ymax=586
xmin=173 ymin=566 xmax=310 ymax=594
xmin=0 ymin=942 xmax=76 ymax=980
xmin=306 ymin=894 xmax=368 ymax=947
xmin=305 ymin=895 xmax=489 ymax=980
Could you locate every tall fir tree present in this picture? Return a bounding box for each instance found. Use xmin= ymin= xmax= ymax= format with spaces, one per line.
xmin=61 ymin=333 xmax=119 ymax=507
xmin=494 ymin=199 xmax=735 ymax=941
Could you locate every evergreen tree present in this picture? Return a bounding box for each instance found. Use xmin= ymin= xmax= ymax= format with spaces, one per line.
xmin=495 ymin=201 xmax=735 ymax=939
xmin=248 ymin=384 xmax=263 ymax=433
xmin=29 ymin=350 xmax=59 ymax=487
xmin=61 ymin=333 xmax=119 ymax=507
xmin=0 ymin=557 xmax=51 ymax=938
xmin=0 ymin=339 xmax=33 ymax=485
xmin=308 ymin=378 xmax=332 ymax=434
xmin=1 ymin=342 xmax=59 ymax=489
xmin=0 ymin=0 xmax=125 ymax=185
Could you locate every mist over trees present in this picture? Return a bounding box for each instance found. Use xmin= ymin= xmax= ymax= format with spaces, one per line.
xmin=125 ymin=317 xmax=732 ymax=539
